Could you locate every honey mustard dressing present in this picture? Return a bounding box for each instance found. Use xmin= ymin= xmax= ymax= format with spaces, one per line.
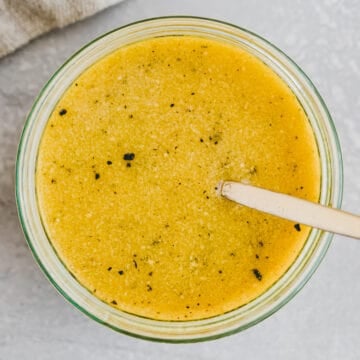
xmin=36 ymin=36 xmax=320 ymax=320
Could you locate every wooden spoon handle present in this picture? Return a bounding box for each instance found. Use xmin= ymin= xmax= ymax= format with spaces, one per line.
xmin=220 ymin=181 xmax=360 ymax=239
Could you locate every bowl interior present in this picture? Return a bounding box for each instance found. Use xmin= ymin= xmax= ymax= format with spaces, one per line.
xmin=16 ymin=16 xmax=343 ymax=343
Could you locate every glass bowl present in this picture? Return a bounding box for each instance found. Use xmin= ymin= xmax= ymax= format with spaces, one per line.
xmin=16 ymin=16 xmax=343 ymax=343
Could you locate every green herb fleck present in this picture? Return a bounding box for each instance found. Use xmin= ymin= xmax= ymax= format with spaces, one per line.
xmin=249 ymin=166 xmax=257 ymax=175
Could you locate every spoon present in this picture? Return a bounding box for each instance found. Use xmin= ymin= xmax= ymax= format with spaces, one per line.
xmin=219 ymin=181 xmax=360 ymax=239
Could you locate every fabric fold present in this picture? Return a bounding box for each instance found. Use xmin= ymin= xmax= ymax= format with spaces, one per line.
xmin=0 ymin=0 xmax=123 ymax=58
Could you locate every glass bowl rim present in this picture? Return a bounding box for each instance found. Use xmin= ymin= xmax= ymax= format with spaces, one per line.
xmin=15 ymin=15 xmax=343 ymax=343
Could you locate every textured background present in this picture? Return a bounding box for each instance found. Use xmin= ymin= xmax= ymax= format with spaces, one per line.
xmin=0 ymin=0 xmax=359 ymax=358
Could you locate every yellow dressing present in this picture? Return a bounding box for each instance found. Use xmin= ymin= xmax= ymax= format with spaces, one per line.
xmin=36 ymin=36 xmax=320 ymax=320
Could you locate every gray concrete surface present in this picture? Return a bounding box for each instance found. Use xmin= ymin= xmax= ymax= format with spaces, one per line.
xmin=0 ymin=0 xmax=359 ymax=358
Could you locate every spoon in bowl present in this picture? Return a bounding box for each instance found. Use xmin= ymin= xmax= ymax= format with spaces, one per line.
xmin=219 ymin=181 xmax=360 ymax=239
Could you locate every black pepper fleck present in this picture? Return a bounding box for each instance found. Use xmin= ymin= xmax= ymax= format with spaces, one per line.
xmin=147 ymin=285 xmax=152 ymax=292
xmin=123 ymin=153 xmax=135 ymax=161
xmin=170 ymin=103 xmax=175 ymax=107
xmin=95 ymin=173 xmax=100 ymax=180
xmin=107 ymin=160 xmax=112 ymax=165
xmin=148 ymin=272 xmax=153 ymax=276
xmin=294 ymin=223 xmax=301 ymax=232
xmin=133 ymin=260 xmax=138 ymax=269
xmin=59 ymin=109 xmax=67 ymax=116
xmin=252 ymin=268 xmax=263 ymax=281
xmin=107 ymin=267 xmax=112 ymax=271
xmin=111 ymin=300 xmax=117 ymax=305
xmin=118 ymin=270 xmax=124 ymax=275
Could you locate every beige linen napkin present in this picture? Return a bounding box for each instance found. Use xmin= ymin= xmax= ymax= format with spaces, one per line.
xmin=0 ymin=0 xmax=123 ymax=58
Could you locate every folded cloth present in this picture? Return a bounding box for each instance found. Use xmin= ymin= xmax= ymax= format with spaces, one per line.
xmin=0 ymin=0 xmax=123 ymax=58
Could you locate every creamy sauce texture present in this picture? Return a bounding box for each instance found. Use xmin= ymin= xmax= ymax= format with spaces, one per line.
xmin=36 ymin=36 xmax=320 ymax=320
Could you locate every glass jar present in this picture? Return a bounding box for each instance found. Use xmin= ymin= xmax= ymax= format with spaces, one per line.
xmin=16 ymin=16 xmax=343 ymax=342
